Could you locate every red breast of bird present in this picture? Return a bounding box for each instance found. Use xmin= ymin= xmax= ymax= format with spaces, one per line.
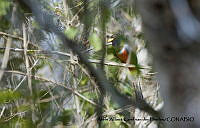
xmin=117 ymin=44 xmax=136 ymax=71
xmin=117 ymin=44 xmax=129 ymax=63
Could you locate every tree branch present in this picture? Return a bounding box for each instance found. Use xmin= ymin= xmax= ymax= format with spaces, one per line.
xmin=0 ymin=47 xmax=151 ymax=69
xmin=0 ymin=31 xmax=23 ymax=40
xmin=3 ymin=70 xmax=99 ymax=107
xmin=20 ymin=0 xmax=159 ymax=117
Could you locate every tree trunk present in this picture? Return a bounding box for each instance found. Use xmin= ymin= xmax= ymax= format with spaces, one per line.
xmin=136 ymin=0 xmax=200 ymax=127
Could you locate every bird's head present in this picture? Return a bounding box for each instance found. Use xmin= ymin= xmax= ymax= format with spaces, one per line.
xmin=106 ymin=34 xmax=127 ymax=50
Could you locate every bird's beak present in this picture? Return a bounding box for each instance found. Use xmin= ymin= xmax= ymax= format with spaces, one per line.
xmin=106 ymin=38 xmax=114 ymax=46
xmin=107 ymin=38 xmax=114 ymax=43
xmin=106 ymin=42 xmax=113 ymax=46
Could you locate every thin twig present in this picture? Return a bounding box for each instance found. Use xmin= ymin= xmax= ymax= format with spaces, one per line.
xmin=0 ymin=47 xmax=151 ymax=69
xmin=77 ymin=63 xmax=99 ymax=90
xmin=3 ymin=70 xmax=99 ymax=107
xmin=0 ymin=107 xmax=5 ymax=118
xmin=13 ymin=59 xmax=39 ymax=91
xmin=38 ymin=95 xmax=60 ymax=103
xmin=0 ymin=4 xmax=18 ymax=81
xmin=23 ymin=23 xmax=33 ymax=96
xmin=3 ymin=111 xmax=28 ymax=122
xmin=0 ymin=31 xmax=23 ymax=40
xmin=0 ymin=38 xmax=12 ymax=81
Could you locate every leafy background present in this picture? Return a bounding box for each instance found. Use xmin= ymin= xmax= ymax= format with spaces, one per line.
xmin=0 ymin=0 xmax=161 ymax=127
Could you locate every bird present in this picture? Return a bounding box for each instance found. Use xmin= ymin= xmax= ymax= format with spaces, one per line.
xmin=106 ymin=34 xmax=140 ymax=74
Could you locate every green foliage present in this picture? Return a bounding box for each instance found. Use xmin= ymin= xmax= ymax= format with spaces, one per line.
xmin=100 ymin=1 xmax=111 ymax=27
xmin=32 ymin=21 xmax=40 ymax=29
xmin=81 ymin=92 xmax=96 ymax=116
xmin=118 ymin=82 xmax=134 ymax=97
xmin=56 ymin=110 xmax=74 ymax=125
xmin=0 ymin=0 xmax=11 ymax=31
xmin=89 ymin=33 xmax=102 ymax=51
xmin=17 ymin=104 xmax=31 ymax=112
xmin=7 ymin=57 xmax=24 ymax=71
xmin=0 ymin=90 xmax=21 ymax=104
xmin=17 ymin=118 xmax=35 ymax=128
xmin=0 ymin=16 xmax=10 ymax=31
xmin=79 ymin=75 xmax=89 ymax=86
xmin=36 ymin=90 xmax=51 ymax=115
xmin=0 ymin=0 xmax=10 ymax=17
xmin=0 ymin=118 xmax=36 ymax=128
xmin=64 ymin=26 xmax=78 ymax=40
xmin=0 ymin=0 xmax=149 ymax=127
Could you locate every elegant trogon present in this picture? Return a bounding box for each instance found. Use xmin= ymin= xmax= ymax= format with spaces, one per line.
xmin=107 ymin=34 xmax=141 ymax=74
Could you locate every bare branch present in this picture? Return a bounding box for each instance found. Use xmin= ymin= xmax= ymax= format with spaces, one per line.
xmin=0 ymin=47 xmax=151 ymax=69
xmin=0 ymin=107 xmax=5 ymax=118
xmin=3 ymin=70 xmax=99 ymax=107
xmin=0 ymin=31 xmax=23 ymax=40
xmin=0 ymin=38 xmax=12 ymax=81
xmin=23 ymin=23 xmax=33 ymax=96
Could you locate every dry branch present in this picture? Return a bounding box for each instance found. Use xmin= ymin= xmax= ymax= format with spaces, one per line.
xmin=0 ymin=47 xmax=151 ymax=69
xmin=3 ymin=70 xmax=99 ymax=107
xmin=0 ymin=31 xmax=23 ymax=40
xmin=0 ymin=38 xmax=12 ymax=81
